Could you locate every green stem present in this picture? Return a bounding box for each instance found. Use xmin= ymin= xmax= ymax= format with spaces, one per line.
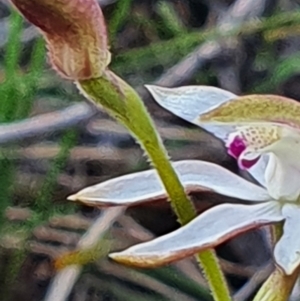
xmin=197 ymin=251 xmax=231 ymax=301
xmin=78 ymin=73 xmax=231 ymax=301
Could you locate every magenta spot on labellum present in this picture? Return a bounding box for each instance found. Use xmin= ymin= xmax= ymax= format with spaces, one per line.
xmin=227 ymin=136 xmax=260 ymax=170
xmin=239 ymin=157 xmax=260 ymax=169
xmin=227 ymin=136 xmax=246 ymax=159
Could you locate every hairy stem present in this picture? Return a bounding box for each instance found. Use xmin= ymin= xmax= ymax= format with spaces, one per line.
xmin=77 ymin=72 xmax=232 ymax=301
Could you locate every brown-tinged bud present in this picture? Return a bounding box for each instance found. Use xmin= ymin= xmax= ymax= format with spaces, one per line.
xmin=10 ymin=0 xmax=111 ymax=79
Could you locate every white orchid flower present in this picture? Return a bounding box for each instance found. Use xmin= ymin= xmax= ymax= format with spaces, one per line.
xmin=68 ymin=85 xmax=300 ymax=275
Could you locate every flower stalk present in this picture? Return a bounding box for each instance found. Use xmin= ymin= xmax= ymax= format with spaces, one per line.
xmin=78 ymin=75 xmax=232 ymax=301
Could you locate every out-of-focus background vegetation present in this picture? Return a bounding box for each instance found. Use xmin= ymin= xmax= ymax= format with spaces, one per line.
xmin=1 ymin=0 xmax=300 ymax=300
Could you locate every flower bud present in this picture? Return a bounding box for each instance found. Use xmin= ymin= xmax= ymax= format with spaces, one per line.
xmin=11 ymin=0 xmax=111 ymax=79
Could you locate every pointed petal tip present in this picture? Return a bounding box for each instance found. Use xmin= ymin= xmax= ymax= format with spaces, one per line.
xmin=109 ymin=251 xmax=170 ymax=268
xmin=145 ymin=84 xmax=169 ymax=98
xmin=144 ymin=84 xmax=155 ymax=91
xmin=109 ymin=252 xmax=133 ymax=264
xmin=109 ymin=251 xmax=147 ymax=267
xmin=67 ymin=194 xmax=77 ymax=201
xmin=108 ymin=252 xmax=118 ymax=260
xmin=67 ymin=194 xmax=109 ymax=206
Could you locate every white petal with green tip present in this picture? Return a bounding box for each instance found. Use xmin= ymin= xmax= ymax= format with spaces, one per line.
xmin=274 ymin=203 xmax=300 ymax=275
xmin=68 ymin=160 xmax=272 ymax=206
xmin=110 ymin=201 xmax=283 ymax=267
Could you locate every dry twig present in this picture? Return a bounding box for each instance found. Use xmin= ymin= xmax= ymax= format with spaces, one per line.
xmin=233 ymin=262 xmax=274 ymax=301
xmin=44 ymin=207 xmax=124 ymax=301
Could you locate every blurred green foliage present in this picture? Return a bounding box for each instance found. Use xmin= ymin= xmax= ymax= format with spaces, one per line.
xmin=0 ymin=10 xmax=78 ymax=300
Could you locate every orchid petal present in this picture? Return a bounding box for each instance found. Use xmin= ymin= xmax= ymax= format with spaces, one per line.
xmin=145 ymin=85 xmax=237 ymax=140
xmin=274 ymin=204 xmax=300 ymax=275
xmin=110 ymin=202 xmax=283 ymax=267
xmin=197 ymin=94 xmax=300 ymax=129
xmin=68 ymin=160 xmax=271 ymax=207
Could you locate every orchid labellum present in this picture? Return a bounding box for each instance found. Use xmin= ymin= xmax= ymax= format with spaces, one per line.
xmin=69 ymin=86 xmax=300 ymax=276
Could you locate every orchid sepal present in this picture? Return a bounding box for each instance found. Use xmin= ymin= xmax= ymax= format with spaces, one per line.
xmin=68 ymin=160 xmax=271 ymax=207
xmin=145 ymin=84 xmax=237 ymax=141
xmin=109 ymin=201 xmax=283 ymax=268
